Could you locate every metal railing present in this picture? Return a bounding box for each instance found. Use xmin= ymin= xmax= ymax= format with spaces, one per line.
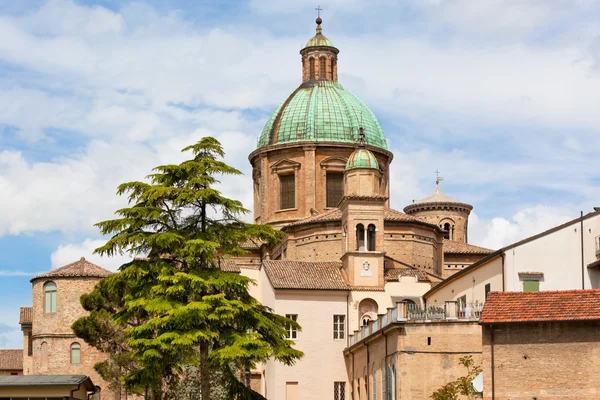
xmin=348 ymin=300 xmax=483 ymax=346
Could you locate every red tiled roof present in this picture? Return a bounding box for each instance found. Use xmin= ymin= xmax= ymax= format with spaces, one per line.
xmin=32 ymin=257 xmax=112 ymax=282
xmin=0 ymin=350 xmax=23 ymax=371
xmin=264 ymin=260 xmax=348 ymax=290
xmin=480 ymin=289 xmax=600 ymax=324
xmin=19 ymin=307 xmax=32 ymax=325
xmin=284 ymin=207 xmax=438 ymax=230
xmin=442 ymin=239 xmax=493 ymax=254
xmin=385 ymin=268 xmax=429 ymax=282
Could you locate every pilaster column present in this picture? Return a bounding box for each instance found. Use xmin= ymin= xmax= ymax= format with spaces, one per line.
xmin=303 ymin=145 xmax=317 ymax=214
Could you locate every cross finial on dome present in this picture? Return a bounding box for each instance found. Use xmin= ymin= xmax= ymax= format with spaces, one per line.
xmin=315 ymin=5 xmax=323 ymax=33
xmin=358 ymin=127 xmax=366 ymax=147
xmin=435 ymin=169 xmax=444 ymax=188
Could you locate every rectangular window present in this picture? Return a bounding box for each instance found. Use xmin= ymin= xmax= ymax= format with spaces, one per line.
xmin=286 ymin=382 xmax=299 ymax=400
xmin=326 ymin=173 xmax=344 ymax=207
xmin=523 ymin=280 xmax=540 ymax=292
xmin=286 ymin=314 xmax=298 ymax=339
xmin=485 ymin=283 xmax=491 ymax=298
xmin=334 ymin=382 xmax=346 ymax=400
xmin=333 ymin=315 xmax=345 ymax=339
xmin=45 ymin=291 xmax=57 ymax=313
xmin=280 ymin=174 xmax=296 ymax=210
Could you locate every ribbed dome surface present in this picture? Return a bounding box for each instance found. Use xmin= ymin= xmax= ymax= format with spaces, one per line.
xmin=305 ymin=32 xmax=335 ymax=48
xmin=346 ymin=148 xmax=379 ymax=170
xmin=258 ymin=81 xmax=388 ymax=150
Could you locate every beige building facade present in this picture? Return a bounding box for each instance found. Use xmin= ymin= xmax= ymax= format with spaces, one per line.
xmin=7 ymin=16 xmax=498 ymax=400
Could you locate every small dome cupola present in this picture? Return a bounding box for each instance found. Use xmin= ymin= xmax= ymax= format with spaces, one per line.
xmin=346 ymin=129 xmax=379 ymax=171
xmin=300 ymin=12 xmax=339 ymax=83
xmin=403 ymin=171 xmax=474 ymax=243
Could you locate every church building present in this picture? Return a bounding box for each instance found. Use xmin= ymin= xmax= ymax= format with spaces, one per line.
xmin=11 ymin=16 xmax=494 ymax=400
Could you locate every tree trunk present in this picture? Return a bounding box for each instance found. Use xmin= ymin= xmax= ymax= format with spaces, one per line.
xmin=200 ymin=341 xmax=211 ymax=400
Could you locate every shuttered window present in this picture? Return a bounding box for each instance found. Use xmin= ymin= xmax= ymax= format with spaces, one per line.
xmin=280 ymin=174 xmax=296 ymax=210
xmin=523 ymin=280 xmax=539 ymax=292
xmin=326 ymin=173 xmax=343 ymax=207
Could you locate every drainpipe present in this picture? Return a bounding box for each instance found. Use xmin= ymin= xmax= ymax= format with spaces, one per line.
xmin=366 ymin=340 xmax=370 ymax=400
xmin=351 ymin=351 xmax=355 ymax=400
xmin=383 ymin=329 xmax=388 ymax=399
xmin=347 ymin=290 xmax=351 ymax=348
xmin=581 ymin=211 xmax=585 ymax=290
xmin=501 ymin=253 xmax=505 ymax=291
xmin=490 ymin=326 xmax=495 ymax=400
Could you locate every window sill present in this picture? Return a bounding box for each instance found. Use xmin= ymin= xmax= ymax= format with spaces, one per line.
xmin=275 ymin=208 xmax=298 ymax=213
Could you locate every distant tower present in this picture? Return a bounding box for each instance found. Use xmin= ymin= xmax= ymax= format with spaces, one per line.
xmin=24 ymin=258 xmax=113 ymax=397
xmin=403 ymin=171 xmax=473 ymax=243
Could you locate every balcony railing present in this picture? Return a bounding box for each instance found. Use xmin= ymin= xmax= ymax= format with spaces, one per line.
xmin=348 ymin=300 xmax=483 ymax=347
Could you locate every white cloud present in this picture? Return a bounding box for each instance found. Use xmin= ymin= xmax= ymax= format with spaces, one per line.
xmin=50 ymin=238 xmax=132 ymax=272
xmin=469 ymin=205 xmax=576 ymax=249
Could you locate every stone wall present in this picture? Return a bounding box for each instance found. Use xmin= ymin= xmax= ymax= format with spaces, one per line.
xmin=482 ymin=321 xmax=600 ymax=399
xmin=346 ymin=321 xmax=482 ymax=400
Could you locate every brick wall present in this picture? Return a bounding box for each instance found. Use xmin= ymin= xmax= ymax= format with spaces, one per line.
xmin=30 ymin=276 xmax=117 ymax=399
xmin=482 ymin=321 xmax=600 ymax=399
xmin=347 ymin=321 xmax=482 ymax=400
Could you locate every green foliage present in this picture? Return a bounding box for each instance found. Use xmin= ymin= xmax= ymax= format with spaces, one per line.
xmin=430 ymin=356 xmax=483 ymax=400
xmin=73 ymin=137 xmax=301 ymax=399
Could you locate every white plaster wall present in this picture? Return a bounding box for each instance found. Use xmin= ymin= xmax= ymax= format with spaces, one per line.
xmin=425 ymin=256 xmax=503 ymax=306
xmin=266 ymin=290 xmax=349 ymax=400
xmin=348 ymin=278 xmax=432 ymax=333
xmin=505 ymin=213 xmax=600 ymax=291
xmin=240 ymin=267 xmax=261 ymax=301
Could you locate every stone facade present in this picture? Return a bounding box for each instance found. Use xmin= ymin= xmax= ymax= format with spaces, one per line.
xmin=482 ymin=321 xmax=600 ymax=399
xmin=346 ymin=320 xmax=482 ymax=400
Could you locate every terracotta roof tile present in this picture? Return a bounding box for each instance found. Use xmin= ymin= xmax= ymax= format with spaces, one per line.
xmin=264 ymin=260 xmax=348 ymax=290
xmin=32 ymin=257 xmax=112 ymax=282
xmin=284 ymin=207 xmax=437 ymax=229
xmin=480 ymin=289 xmax=600 ymax=324
xmin=0 ymin=350 xmax=23 ymax=371
xmin=283 ymin=208 xmax=342 ymax=228
xmin=443 ymin=239 xmax=493 ymax=254
xmin=385 ymin=268 xmax=429 ymax=282
xmin=219 ymin=259 xmax=240 ymax=273
xmin=19 ymin=307 xmax=32 ymax=325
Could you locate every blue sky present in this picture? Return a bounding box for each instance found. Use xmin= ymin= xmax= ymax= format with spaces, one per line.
xmin=1 ymin=0 xmax=599 ymax=348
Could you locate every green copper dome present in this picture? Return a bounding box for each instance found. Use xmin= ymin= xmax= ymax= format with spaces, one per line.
xmin=345 ymin=148 xmax=379 ymax=171
xmin=305 ymin=31 xmax=335 ymax=48
xmin=258 ymin=81 xmax=388 ymax=150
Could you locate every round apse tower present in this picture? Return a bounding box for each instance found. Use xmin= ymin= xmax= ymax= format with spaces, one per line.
xmin=249 ymin=17 xmax=393 ymax=228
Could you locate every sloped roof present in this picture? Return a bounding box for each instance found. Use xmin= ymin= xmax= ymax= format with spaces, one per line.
xmin=404 ymin=185 xmax=473 ymax=213
xmin=443 ymin=239 xmax=493 ymax=255
xmin=284 ymin=207 xmax=438 ymax=230
xmin=219 ymin=259 xmax=240 ymax=273
xmin=0 ymin=375 xmax=95 ymax=389
xmin=264 ymin=260 xmax=348 ymax=290
xmin=384 ymin=268 xmax=429 ymax=282
xmin=31 ymin=257 xmax=112 ymax=282
xmin=0 ymin=350 xmax=23 ymax=371
xmin=19 ymin=307 xmax=32 ymax=325
xmin=480 ymin=290 xmax=600 ymax=324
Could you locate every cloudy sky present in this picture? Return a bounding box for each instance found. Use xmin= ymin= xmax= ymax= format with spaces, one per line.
xmin=0 ymin=0 xmax=599 ymax=348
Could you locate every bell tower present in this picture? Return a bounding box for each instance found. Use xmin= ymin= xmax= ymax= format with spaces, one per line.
xmin=339 ymin=131 xmax=386 ymax=288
